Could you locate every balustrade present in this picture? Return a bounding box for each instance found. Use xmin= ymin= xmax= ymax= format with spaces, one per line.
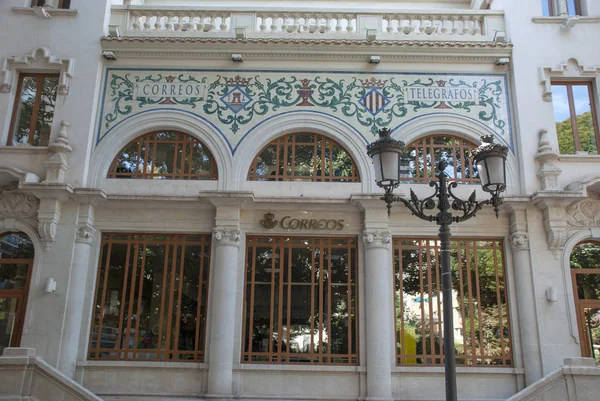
xmin=109 ymin=6 xmax=505 ymax=41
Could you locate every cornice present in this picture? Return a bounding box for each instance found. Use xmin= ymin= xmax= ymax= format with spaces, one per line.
xmin=100 ymin=36 xmax=512 ymax=62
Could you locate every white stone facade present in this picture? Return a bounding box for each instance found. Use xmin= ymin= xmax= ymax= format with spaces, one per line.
xmin=0 ymin=1 xmax=600 ymax=400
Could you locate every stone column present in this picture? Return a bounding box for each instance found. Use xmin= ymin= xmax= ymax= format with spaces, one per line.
xmin=206 ymin=204 xmax=242 ymax=401
xmin=363 ymin=229 xmax=394 ymax=401
xmin=508 ymin=206 xmax=543 ymax=385
xmin=57 ymin=204 xmax=96 ymax=378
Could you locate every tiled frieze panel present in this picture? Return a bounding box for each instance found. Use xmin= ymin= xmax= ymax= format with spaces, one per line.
xmin=97 ymin=69 xmax=512 ymax=152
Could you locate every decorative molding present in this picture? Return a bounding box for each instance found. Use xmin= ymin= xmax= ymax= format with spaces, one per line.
xmin=213 ymin=227 xmax=241 ymax=243
xmin=363 ymin=230 xmax=392 ymax=246
xmin=44 ymin=121 xmax=73 ymax=184
xmin=38 ymin=221 xmax=57 ymax=251
xmin=536 ymin=198 xmax=571 ymax=258
xmin=535 ymin=129 xmax=562 ymax=190
xmin=1 ymin=46 xmax=74 ymax=95
xmin=0 ymin=183 xmax=39 ymax=231
xmin=37 ymin=198 xmax=62 ymax=251
xmin=566 ymin=199 xmax=600 ymax=230
xmin=539 ymin=58 xmax=600 ymax=102
xmin=509 ymin=233 xmax=529 ymax=251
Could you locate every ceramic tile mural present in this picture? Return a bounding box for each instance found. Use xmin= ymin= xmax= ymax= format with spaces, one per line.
xmin=97 ymin=69 xmax=512 ymax=152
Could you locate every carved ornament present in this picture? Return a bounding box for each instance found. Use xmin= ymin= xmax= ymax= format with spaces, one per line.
xmin=214 ymin=228 xmax=241 ymax=243
xmin=509 ymin=233 xmax=529 ymax=251
xmin=0 ymin=183 xmax=39 ymax=230
xmin=567 ymin=199 xmax=600 ymax=229
xmin=363 ymin=230 xmax=392 ymax=246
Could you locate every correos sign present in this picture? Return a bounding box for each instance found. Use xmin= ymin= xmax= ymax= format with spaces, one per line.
xmin=260 ymin=213 xmax=345 ymax=231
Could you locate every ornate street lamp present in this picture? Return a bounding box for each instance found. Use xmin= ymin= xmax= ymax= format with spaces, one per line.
xmin=367 ymin=128 xmax=508 ymax=401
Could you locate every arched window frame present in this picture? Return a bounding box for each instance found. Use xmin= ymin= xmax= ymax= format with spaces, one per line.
xmin=107 ymin=130 xmax=218 ymax=180
xmin=401 ymin=134 xmax=480 ymax=185
xmin=247 ymin=132 xmax=360 ymax=182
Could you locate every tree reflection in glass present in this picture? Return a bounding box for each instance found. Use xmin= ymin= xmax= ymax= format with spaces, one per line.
xmin=244 ymin=236 xmax=358 ymax=364
xmin=107 ymin=131 xmax=218 ymax=180
xmin=248 ymin=133 xmax=360 ymax=182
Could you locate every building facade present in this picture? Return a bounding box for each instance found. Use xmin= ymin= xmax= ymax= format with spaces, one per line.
xmin=0 ymin=0 xmax=599 ymax=400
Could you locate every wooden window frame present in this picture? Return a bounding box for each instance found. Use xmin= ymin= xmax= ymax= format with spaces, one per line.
xmin=107 ymin=130 xmax=218 ymax=180
xmin=88 ymin=233 xmax=211 ymax=362
xmin=247 ymin=133 xmax=360 ymax=183
xmin=243 ymin=236 xmax=359 ymax=365
xmin=570 ymin=241 xmax=600 ymax=361
xmin=8 ymin=73 xmax=59 ymax=147
xmin=393 ymin=238 xmax=512 ymax=367
xmin=402 ymin=134 xmax=480 ymax=185
xmin=552 ymin=80 xmax=600 ymax=154
xmin=0 ymin=232 xmax=35 ymax=351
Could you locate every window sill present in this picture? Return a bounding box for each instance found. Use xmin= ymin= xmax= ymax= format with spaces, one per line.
xmin=11 ymin=7 xmax=79 ymax=18
xmin=392 ymin=366 xmax=524 ymax=375
xmin=532 ymin=16 xmax=600 ymax=24
xmin=77 ymin=360 xmax=206 ymax=369
xmin=233 ymin=363 xmax=362 ymax=373
xmin=0 ymin=145 xmax=49 ymax=154
xmin=558 ymin=154 xmax=600 ymax=162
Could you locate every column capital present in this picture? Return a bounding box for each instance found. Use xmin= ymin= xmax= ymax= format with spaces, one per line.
xmin=213 ymin=227 xmax=241 ymax=245
xmin=363 ymin=230 xmax=392 ymax=248
xmin=509 ymin=233 xmax=530 ymax=251
xmin=75 ymin=224 xmax=96 ymax=244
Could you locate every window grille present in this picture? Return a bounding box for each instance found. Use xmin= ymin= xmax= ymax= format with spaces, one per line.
xmin=88 ymin=233 xmax=211 ymax=361
xmin=247 ymin=133 xmax=360 ymax=182
xmin=243 ymin=236 xmax=358 ymax=364
xmin=107 ymin=131 xmax=218 ymax=180
xmin=393 ymin=238 xmax=512 ymax=366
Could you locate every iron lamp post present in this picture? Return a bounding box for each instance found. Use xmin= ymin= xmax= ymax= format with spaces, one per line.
xmin=366 ymin=128 xmax=508 ymax=401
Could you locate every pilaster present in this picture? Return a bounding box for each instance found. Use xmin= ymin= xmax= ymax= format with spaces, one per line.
xmin=358 ymin=198 xmax=394 ymax=401
xmin=206 ymin=199 xmax=244 ymax=401
xmin=57 ymin=203 xmax=96 ymax=378
xmin=507 ymin=205 xmax=542 ymax=385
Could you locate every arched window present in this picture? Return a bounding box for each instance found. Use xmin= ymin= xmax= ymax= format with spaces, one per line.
xmin=107 ymin=131 xmax=217 ymax=180
xmin=570 ymin=241 xmax=600 ymax=364
xmin=0 ymin=232 xmax=34 ymax=354
xmin=401 ymin=134 xmax=479 ymax=185
xmin=247 ymin=133 xmax=360 ymax=182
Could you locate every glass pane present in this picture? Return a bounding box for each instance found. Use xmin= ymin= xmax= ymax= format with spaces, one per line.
xmin=33 ymin=76 xmax=58 ymax=146
xmin=570 ymin=242 xmax=600 ymax=269
xmin=541 ymin=0 xmax=551 ymax=16
xmin=576 ymin=275 xmax=600 ymax=300
xmin=189 ymin=143 xmax=214 ymax=175
xmin=294 ymin=145 xmax=315 ymax=178
xmin=552 ymin=84 xmax=576 ymax=154
xmin=395 ymin=239 xmax=509 ymax=366
xmin=567 ymin=0 xmax=579 ymax=15
xmin=11 ymin=76 xmax=38 ymax=145
xmin=582 ymin=308 xmax=600 ymax=365
xmin=153 ymin=142 xmax=176 ymax=178
xmin=0 ymin=233 xmax=34 ymax=259
xmin=0 ymin=297 xmax=19 ymax=355
xmin=572 ymin=85 xmax=598 ymax=154
xmin=0 ymin=263 xmax=29 ymax=290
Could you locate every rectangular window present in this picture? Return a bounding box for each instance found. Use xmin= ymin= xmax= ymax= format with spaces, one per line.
xmin=243 ymin=236 xmax=358 ymax=364
xmin=88 ymin=233 xmax=211 ymax=361
xmin=31 ymin=0 xmax=71 ymax=9
xmin=542 ymin=0 xmax=582 ymax=16
xmin=8 ymin=73 xmax=59 ymax=146
xmin=393 ymin=238 xmax=512 ymax=366
xmin=551 ymin=81 xmax=600 ymax=154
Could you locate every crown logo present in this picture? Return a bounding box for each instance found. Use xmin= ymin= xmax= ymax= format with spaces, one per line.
xmin=360 ymin=77 xmax=388 ymax=89
xmin=226 ymin=75 xmax=252 ymax=87
xmin=260 ymin=212 xmax=278 ymax=229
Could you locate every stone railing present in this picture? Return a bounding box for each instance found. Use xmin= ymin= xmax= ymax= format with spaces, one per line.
xmin=0 ymin=348 xmax=103 ymax=401
xmin=109 ymin=6 xmax=506 ymax=42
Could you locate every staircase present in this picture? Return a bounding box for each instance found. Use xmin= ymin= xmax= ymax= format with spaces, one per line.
xmin=1 ymin=348 xmax=599 ymax=401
